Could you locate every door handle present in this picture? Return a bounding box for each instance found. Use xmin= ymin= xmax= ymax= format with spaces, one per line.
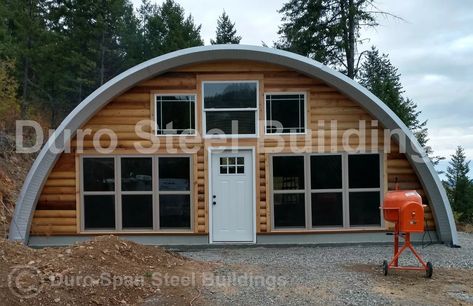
xmin=213 ymin=195 xmax=216 ymax=205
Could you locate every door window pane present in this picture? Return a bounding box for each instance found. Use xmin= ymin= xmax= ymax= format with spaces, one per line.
xmin=122 ymin=195 xmax=153 ymax=229
xmin=159 ymin=157 xmax=190 ymax=191
xmin=272 ymin=156 xmax=304 ymax=190
xmin=159 ymin=195 xmax=191 ymax=228
xmin=311 ymin=193 xmax=343 ymax=226
xmin=349 ymin=192 xmax=381 ymax=226
xmin=311 ymin=155 xmax=342 ymax=189
xmin=204 ymin=82 xmax=257 ymax=108
xmin=156 ymin=95 xmax=195 ymax=135
xmin=205 ymin=111 xmax=256 ymax=135
xmin=274 ymin=193 xmax=305 ymax=227
xmin=84 ymin=195 xmax=115 ymax=229
xmin=121 ymin=158 xmax=152 ymax=191
xmin=219 ymin=156 xmax=245 ymax=175
xmin=266 ymin=94 xmax=305 ymax=134
xmin=348 ymin=154 xmax=380 ymax=188
xmin=83 ymin=158 xmax=115 ymax=191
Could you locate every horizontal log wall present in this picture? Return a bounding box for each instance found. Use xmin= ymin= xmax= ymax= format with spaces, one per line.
xmin=32 ymin=153 xmax=77 ymax=235
xmin=30 ymin=60 xmax=434 ymax=236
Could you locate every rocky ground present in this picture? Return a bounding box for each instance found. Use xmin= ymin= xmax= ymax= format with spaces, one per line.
xmin=182 ymin=232 xmax=473 ymax=306
xmin=1 ymin=233 xmax=472 ymax=305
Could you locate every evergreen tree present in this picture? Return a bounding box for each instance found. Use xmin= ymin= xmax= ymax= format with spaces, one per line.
xmin=276 ymin=0 xmax=379 ymax=79
xmin=358 ymin=47 xmax=427 ymax=143
xmin=140 ymin=0 xmax=203 ymax=60
xmin=2 ymin=0 xmax=52 ymax=118
xmin=358 ymin=46 xmax=444 ymax=164
xmin=210 ymin=11 xmax=241 ymax=44
xmin=119 ymin=4 xmax=144 ymax=69
xmin=0 ymin=60 xmax=20 ymax=131
xmin=444 ymin=146 xmax=473 ymax=222
xmin=0 ymin=1 xmax=12 ymax=57
xmin=0 ymin=0 xmax=203 ymax=127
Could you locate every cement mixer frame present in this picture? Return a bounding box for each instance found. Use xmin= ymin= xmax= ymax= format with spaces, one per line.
xmin=382 ymin=209 xmax=433 ymax=278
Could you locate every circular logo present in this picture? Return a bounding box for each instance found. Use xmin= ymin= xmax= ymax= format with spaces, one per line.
xmin=8 ymin=265 xmax=44 ymax=299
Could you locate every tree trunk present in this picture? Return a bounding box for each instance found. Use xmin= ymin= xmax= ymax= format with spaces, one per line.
xmin=346 ymin=0 xmax=356 ymax=79
xmin=20 ymin=58 xmax=29 ymax=119
xmin=100 ymin=31 xmax=105 ymax=85
xmin=20 ymin=0 xmax=34 ymax=118
xmin=78 ymin=82 xmax=82 ymax=104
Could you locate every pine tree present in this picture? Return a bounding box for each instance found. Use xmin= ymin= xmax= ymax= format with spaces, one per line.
xmin=0 ymin=60 xmax=20 ymax=131
xmin=444 ymin=146 xmax=473 ymax=223
xmin=0 ymin=1 xmax=12 ymax=57
xmin=358 ymin=47 xmax=426 ymax=142
xmin=210 ymin=11 xmax=241 ymax=44
xmin=0 ymin=0 xmax=203 ymax=127
xmin=2 ymin=0 xmax=52 ymax=118
xmin=358 ymin=46 xmax=444 ymax=164
xmin=140 ymin=0 xmax=203 ymax=60
xmin=276 ymin=0 xmax=379 ymax=79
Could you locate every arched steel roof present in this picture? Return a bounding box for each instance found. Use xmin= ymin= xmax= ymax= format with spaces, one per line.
xmin=9 ymin=45 xmax=458 ymax=245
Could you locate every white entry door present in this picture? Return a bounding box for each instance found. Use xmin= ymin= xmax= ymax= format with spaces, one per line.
xmin=211 ymin=150 xmax=254 ymax=242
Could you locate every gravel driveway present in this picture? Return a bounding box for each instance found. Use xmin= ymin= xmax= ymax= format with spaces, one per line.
xmin=181 ymin=232 xmax=473 ymax=306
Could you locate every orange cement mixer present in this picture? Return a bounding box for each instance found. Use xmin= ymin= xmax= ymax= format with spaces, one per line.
xmin=381 ymin=189 xmax=433 ymax=277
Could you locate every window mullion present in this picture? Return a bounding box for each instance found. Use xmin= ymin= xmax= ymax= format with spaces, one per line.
xmin=154 ymin=156 xmax=159 ymax=231
xmin=342 ymin=153 xmax=349 ymax=228
xmin=269 ymin=96 xmax=272 ymax=133
xmin=80 ymin=157 xmax=84 ymax=231
xmin=160 ymin=100 xmax=163 ymax=133
xmin=305 ymin=154 xmax=311 ymax=229
xmin=115 ymin=156 xmax=122 ymax=231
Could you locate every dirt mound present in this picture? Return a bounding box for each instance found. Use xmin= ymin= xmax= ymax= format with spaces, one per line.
xmin=0 ymin=235 xmax=213 ymax=305
xmin=0 ymin=132 xmax=35 ymax=237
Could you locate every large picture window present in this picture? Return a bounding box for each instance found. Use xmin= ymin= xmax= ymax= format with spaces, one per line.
xmin=265 ymin=93 xmax=306 ymax=134
xmin=155 ymin=95 xmax=196 ymax=135
xmin=203 ymin=81 xmax=258 ymax=136
xmin=271 ymin=153 xmax=382 ymax=229
xmin=81 ymin=156 xmax=192 ymax=231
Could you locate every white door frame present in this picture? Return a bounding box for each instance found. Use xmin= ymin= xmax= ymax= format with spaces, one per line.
xmin=208 ymin=146 xmax=257 ymax=244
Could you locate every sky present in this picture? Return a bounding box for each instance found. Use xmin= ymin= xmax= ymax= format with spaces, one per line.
xmin=132 ymin=0 xmax=473 ymax=176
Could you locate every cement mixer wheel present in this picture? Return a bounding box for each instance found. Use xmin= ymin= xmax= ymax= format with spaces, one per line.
xmin=382 ymin=260 xmax=388 ymax=276
xmin=426 ymin=262 xmax=433 ymax=278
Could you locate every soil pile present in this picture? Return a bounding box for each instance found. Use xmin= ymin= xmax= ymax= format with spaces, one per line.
xmin=0 ymin=235 xmax=213 ymax=305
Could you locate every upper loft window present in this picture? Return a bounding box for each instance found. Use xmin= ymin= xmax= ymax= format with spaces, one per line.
xmin=265 ymin=93 xmax=306 ymax=134
xmin=203 ymin=81 xmax=258 ymax=136
xmin=155 ymin=95 xmax=196 ymax=135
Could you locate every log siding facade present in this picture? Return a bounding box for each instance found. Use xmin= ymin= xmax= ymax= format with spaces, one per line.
xmin=11 ymin=46 xmax=456 ymax=246
xmin=31 ymin=61 xmax=433 ymax=236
